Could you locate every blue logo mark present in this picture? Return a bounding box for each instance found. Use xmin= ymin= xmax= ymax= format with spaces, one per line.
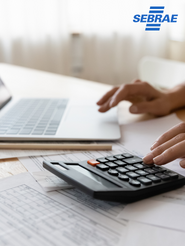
xmin=133 ymin=6 xmax=178 ymax=31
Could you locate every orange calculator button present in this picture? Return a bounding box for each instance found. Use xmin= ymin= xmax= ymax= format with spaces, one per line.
xmin=87 ymin=159 xmax=100 ymax=166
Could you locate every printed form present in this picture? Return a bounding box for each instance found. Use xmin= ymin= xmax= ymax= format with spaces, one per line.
xmin=0 ymin=172 xmax=128 ymax=246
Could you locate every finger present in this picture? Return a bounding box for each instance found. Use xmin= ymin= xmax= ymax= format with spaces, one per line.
xmin=151 ymin=122 xmax=185 ymax=150
xmin=153 ymin=140 xmax=185 ymax=165
xmin=110 ymin=82 xmax=159 ymax=108
xmin=132 ymin=79 xmax=142 ymax=84
xmin=98 ymin=97 xmax=112 ymax=112
xmin=129 ymin=100 xmax=165 ymax=115
xmin=143 ymin=133 xmax=185 ymax=164
xmin=97 ymin=87 xmax=118 ymax=105
xmin=180 ymin=159 xmax=185 ymax=168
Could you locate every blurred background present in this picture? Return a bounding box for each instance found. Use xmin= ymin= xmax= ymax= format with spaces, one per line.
xmin=0 ymin=0 xmax=184 ymax=85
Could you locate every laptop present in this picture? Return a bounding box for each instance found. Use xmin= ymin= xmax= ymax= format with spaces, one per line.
xmin=0 ymin=78 xmax=121 ymax=141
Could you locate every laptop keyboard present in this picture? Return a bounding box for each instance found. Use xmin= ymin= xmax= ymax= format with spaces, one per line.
xmin=0 ymin=99 xmax=68 ymax=135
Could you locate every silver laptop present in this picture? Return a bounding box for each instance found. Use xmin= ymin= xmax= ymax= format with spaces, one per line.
xmin=0 ymin=78 xmax=120 ymax=141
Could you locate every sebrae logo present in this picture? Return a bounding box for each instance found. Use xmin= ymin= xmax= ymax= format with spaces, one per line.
xmin=133 ymin=6 xmax=178 ymax=31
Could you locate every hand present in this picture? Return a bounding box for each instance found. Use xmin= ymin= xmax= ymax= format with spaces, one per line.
xmin=97 ymin=80 xmax=185 ymax=116
xmin=143 ymin=122 xmax=185 ymax=168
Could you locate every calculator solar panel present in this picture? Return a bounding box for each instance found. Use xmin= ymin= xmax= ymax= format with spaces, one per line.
xmin=43 ymin=153 xmax=185 ymax=202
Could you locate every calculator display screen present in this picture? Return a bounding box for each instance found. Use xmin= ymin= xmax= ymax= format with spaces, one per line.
xmin=70 ymin=165 xmax=120 ymax=188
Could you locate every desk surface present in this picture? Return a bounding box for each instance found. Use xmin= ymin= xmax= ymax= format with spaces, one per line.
xmin=0 ymin=63 xmax=185 ymax=178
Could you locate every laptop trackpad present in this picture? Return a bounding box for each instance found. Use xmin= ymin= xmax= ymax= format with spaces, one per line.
xmin=64 ymin=105 xmax=117 ymax=123
xmin=57 ymin=105 xmax=120 ymax=140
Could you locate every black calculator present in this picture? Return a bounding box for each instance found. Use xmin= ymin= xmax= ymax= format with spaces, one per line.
xmin=43 ymin=153 xmax=185 ymax=203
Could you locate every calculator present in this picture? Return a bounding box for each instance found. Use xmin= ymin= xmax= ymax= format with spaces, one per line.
xmin=43 ymin=153 xmax=185 ymax=202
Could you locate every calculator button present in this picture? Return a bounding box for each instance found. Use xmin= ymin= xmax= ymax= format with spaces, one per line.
xmin=126 ymin=172 xmax=140 ymax=179
xmin=106 ymin=162 xmax=118 ymax=169
xmin=108 ymin=169 xmax=118 ymax=176
xmin=135 ymin=170 xmax=148 ymax=176
xmin=164 ymin=171 xmax=178 ymax=179
xmin=87 ymin=159 xmax=100 ymax=166
xmin=116 ymin=167 xmax=128 ymax=174
xmin=118 ymin=174 xmax=129 ymax=181
xmin=124 ymin=157 xmax=142 ymax=164
xmin=105 ymin=156 xmax=117 ymax=161
xmin=152 ymin=166 xmax=166 ymax=172
xmin=144 ymin=168 xmax=157 ymax=174
xmin=137 ymin=177 xmax=152 ymax=185
xmin=122 ymin=153 xmax=133 ymax=158
xmin=134 ymin=164 xmax=144 ymax=169
xmin=114 ymin=160 xmax=126 ymax=166
xmin=129 ymin=179 xmax=141 ymax=187
xmin=125 ymin=165 xmax=137 ymax=171
xmin=96 ymin=164 xmax=109 ymax=171
xmin=96 ymin=158 xmax=108 ymax=163
xmin=142 ymin=162 xmax=154 ymax=167
xmin=146 ymin=175 xmax=161 ymax=183
xmin=114 ymin=155 xmax=124 ymax=160
xmin=155 ymin=173 xmax=170 ymax=181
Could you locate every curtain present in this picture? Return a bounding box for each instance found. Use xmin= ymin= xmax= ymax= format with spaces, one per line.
xmin=0 ymin=0 xmax=182 ymax=85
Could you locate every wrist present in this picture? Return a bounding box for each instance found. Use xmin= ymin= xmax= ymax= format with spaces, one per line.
xmin=167 ymin=83 xmax=185 ymax=112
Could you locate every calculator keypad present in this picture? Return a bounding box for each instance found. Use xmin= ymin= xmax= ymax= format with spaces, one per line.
xmin=92 ymin=153 xmax=179 ymax=188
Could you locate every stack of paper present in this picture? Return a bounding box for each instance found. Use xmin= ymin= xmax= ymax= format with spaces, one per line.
xmin=0 ymin=172 xmax=128 ymax=246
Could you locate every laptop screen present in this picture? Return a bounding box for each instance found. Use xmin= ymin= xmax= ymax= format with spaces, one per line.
xmin=0 ymin=78 xmax=12 ymax=109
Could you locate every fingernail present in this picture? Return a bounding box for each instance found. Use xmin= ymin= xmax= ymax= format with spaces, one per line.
xmin=153 ymin=155 xmax=164 ymax=165
xmin=130 ymin=106 xmax=138 ymax=113
xmin=150 ymin=141 xmax=158 ymax=150
xmin=143 ymin=153 xmax=153 ymax=164
xmin=180 ymin=162 xmax=185 ymax=168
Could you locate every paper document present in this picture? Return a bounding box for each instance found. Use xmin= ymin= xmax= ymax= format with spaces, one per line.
xmin=119 ymin=221 xmax=185 ymax=246
xmin=118 ymin=185 xmax=185 ymax=231
xmin=0 ymin=172 xmax=128 ymax=246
